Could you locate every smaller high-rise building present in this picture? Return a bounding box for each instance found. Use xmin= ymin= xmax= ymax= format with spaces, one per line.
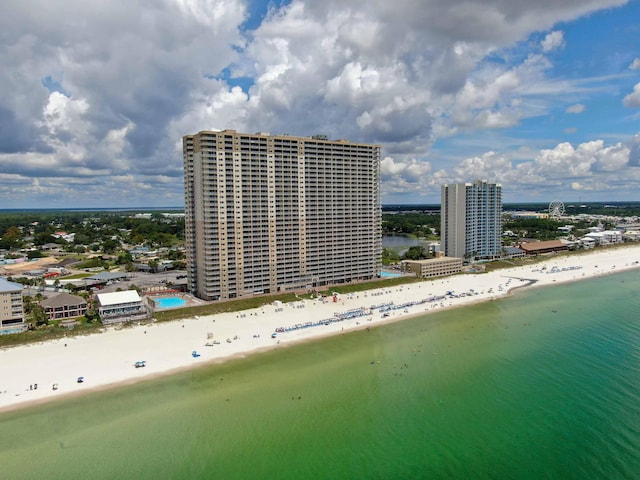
xmin=441 ymin=180 xmax=502 ymax=260
xmin=0 ymin=278 xmax=25 ymax=334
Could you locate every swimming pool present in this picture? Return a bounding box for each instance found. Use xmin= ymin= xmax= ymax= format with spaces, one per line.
xmin=154 ymin=297 xmax=187 ymax=309
xmin=380 ymin=271 xmax=402 ymax=278
xmin=0 ymin=327 xmax=26 ymax=335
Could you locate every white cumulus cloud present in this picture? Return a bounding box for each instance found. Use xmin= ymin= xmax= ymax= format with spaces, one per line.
xmin=0 ymin=0 xmax=635 ymax=207
xmin=623 ymin=83 xmax=640 ymax=108
xmin=541 ymin=30 xmax=565 ymax=52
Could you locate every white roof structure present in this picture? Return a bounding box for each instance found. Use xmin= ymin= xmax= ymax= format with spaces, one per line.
xmin=96 ymin=290 xmax=141 ymax=307
xmin=585 ymin=230 xmax=622 ymax=240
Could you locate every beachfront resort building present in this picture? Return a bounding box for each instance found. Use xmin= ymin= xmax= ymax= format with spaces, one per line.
xmin=401 ymin=257 xmax=464 ymax=278
xmin=0 ymin=278 xmax=26 ymax=334
xmin=96 ymin=290 xmax=150 ymax=325
xmin=441 ymin=180 xmax=502 ymax=261
xmin=519 ymin=240 xmax=569 ymax=255
xmin=183 ymin=130 xmax=382 ymax=301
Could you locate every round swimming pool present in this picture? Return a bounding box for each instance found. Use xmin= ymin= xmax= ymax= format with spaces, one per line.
xmin=154 ymin=297 xmax=187 ymax=309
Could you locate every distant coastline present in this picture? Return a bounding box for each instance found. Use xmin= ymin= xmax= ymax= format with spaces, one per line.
xmin=0 ymin=207 xmax=185 ymax=213
xmin=2 ymin=200 xmax=640 ymax=213
xmin=382 ymin=200 xmax=640 ymax=212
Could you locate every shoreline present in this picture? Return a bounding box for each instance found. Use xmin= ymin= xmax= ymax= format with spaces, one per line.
xmin=2 ymin=245 xmax=640 ymax=414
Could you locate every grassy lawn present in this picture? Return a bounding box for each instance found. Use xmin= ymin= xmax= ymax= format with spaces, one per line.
xmin=0 ymin=322 xmax=105 ymax=348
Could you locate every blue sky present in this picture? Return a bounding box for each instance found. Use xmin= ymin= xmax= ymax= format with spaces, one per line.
xmin=0 ymin=0 xmax=639 ymax=208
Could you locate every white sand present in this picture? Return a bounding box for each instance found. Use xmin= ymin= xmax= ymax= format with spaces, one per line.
xmin=2 ymin=245 xmax=640 ymax=412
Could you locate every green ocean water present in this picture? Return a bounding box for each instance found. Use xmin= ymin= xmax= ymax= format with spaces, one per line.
xmin=2 ymin=269 xmax=640 ymax=479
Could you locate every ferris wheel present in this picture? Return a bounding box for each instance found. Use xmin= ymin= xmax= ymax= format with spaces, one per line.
xmin=549 ymin=200 xmax=565 ymax=219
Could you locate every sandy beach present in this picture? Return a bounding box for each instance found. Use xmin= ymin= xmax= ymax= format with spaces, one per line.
xmin=2 ymin=245 xmax=640 ymax=413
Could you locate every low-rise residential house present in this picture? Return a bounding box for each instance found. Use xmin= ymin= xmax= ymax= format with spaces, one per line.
xmin=623 ymin=230 xmax=640 ymax=241
xmin=40 ymin=292 xmax=87 ymax=321
xmin=0 ymin=278 xmax=26 ymax=334
xmin=157 ymin=260 xmax=174 ymax=271
xmin=401 ymin=257 xmax=463 ymax=278
xmin=132 ymin=260 xmax=174 ymax=273
xmin=132 ymin=263 xmax=152 ymax=272
xmin=41 ymin=243 xmax=62 ymax=252
xmin=52 ymin=232 xmax=75 ymax=242
xmin=96 ymin=290 xmax=150 ymax=325
xmin=579 ymin=237 xmax=597 ymax=249
xmin=129 ymin=246 xmax=158 ymax=259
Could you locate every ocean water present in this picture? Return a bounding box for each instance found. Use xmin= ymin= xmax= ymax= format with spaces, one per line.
xmin=1 ymin=269 xmax=640 ymax=479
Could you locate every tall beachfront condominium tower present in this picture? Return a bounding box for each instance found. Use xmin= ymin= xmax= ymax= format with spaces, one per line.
xmin=440 ymin=180 xmax=502 ymax=260
xmin=183 ymin=130 xmax=382 ymax=301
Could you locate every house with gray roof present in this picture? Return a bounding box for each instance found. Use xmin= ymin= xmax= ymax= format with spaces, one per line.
xmin=40 ymin=292 xmax=87 ymax=321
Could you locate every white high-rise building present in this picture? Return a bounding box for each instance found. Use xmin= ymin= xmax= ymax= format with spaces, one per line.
xmin=440 ymin=180 xmax=502 ymax=260
xmin=183 ymin=130 xmax=382 ymax=301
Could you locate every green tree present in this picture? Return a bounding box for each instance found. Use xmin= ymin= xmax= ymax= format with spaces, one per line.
xmin=167 ymin=249 xmax=185 ymax=261
xmin=22 ymin=295 xmax=34 ymax=314
xmin=381 ymin=248 xmax=400 ymax=266
xmin=102 ymin=239 xmax=120 ymax=254
xmin=84 ymin=303 xmax=99 ymax=323
xmin=34 ymin=232 xmax=56 ymax=246
xmin=403 ymin=246 xmax=426 ymax=260
xmin=382 ymin=212 xmax=441 ymax=235
xmin=23 ymin=296 xmax=48 ymax=326
xmin=1 ymin=226 xmax=23 ymax=249
xmin=30 ymin=304 xmax=49 ymax=326
xmin=117 ymin=251 xmax=133 ymax=264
